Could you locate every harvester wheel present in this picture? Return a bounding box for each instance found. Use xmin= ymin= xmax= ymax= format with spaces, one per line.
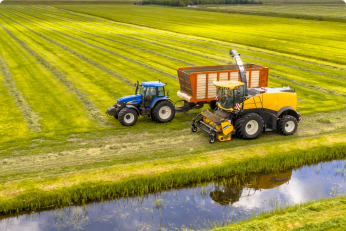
xmin=209 ymin=135 xmax=216 ymax=144
xmin=152 ymin=101 xmax=175 ymax=123
xmin=278 ymin=115 xmax=298 ymax=135
xmin=235 ymin=113 xmax=264 ymax=140
xmin=118 ymin=108 xmax=138 ymax=126
xmin=191 ymin=126 xmax=197 ymax=132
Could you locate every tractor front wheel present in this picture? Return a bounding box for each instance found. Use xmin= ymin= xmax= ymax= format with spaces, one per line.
xmin=118 ymin=108 xmax=138 ymax=126
xmin=152 ymin=101 xmax=175 ymax=123
xmin=235 ymin=113 xmax=264 ymax=140
xmin=278 ymin=115 xmax=298 ymax=135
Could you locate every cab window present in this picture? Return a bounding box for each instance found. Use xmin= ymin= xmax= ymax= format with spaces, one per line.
xmin=158 ymin=87 xmax=165 ymax=96
xmin=139 ymin=85 xmax=146 ymax=96
xmin=234 ymin=86 xmax=244 ymax=104
xmin=144 ymin=87 xmax=157 ymax=107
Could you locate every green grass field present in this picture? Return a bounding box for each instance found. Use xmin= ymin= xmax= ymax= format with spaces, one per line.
xmin=196 ymin=4 xmax=346 ymax=22
xmin=0 ymin=4 xmax=346 ymax=223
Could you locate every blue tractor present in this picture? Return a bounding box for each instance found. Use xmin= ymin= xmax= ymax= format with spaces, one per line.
xmin=106 ymin=81 xmax=175 ymax=126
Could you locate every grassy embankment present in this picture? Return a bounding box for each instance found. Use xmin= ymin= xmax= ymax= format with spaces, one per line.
xmin=0 ymin=5 xmax=346 ymax=213
xmin=212 ymin=196 xmax=346 ymax=230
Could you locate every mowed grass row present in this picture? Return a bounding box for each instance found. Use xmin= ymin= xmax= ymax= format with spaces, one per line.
xmin=0 ymin=7 xmax=192 ymax=138
xmin=0 ymin=23 xmax=101 ymax=142
xmin=0 ymin=5 xmax=345 ymax=144
xmin=19 ymin=5 xmax=346 ymax=92
xmin=54 ymin=5 xmax=346 ymax=65
xmin=0 ymin=59 xmax=32 ymax=142
xmin=38 ymin=5 xmax=346 ymax=74
xmin=19 ymin=5 xmax=346 ymax=76
xmin=0 ymin=12 xmax=137 ymax=128
xmin=6 ymin=6 xmax=346 ymax=115
xmin=29 ymin=5 xmax=346 ymax=71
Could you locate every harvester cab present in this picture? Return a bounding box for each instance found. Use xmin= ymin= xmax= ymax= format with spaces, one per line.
xmin=106 ymin=81 xmax=175 ymax=126
xmin=191 ymin=49 xmax=301 ymax=143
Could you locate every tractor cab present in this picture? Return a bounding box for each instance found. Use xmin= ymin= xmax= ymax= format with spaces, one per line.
xmin=137 ymin=81 xmax=167 ymax=108
xmin=216 ymin=81 xmax=245 ymax=111
xmin=106 ymin=81 xmax=175 ymax=126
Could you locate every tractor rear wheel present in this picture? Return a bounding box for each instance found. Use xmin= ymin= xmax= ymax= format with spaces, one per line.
xmin=278 ymin=115 xmax=298 ymax=135
xmin=152 ymin=101 xmax=175 ymax=123
xmin=118 ymin=108 xmax=138 ymax=126
xmin=235 ymin=113 xmax=264 ymax=140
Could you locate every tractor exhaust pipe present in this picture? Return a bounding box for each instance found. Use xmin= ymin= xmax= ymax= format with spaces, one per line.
xmin=230 ymin=49 xmax=248 ymax=96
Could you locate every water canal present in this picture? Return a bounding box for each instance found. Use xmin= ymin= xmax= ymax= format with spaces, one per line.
xmin=1 ymin=159 xmax=346 ymax=231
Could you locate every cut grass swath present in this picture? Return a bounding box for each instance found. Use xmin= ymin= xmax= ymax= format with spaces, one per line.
xmin=0 ymin=24 xmax=95 ymax=134
xmin=0 ymin=22 xmax=112 ymax=128
xmin=0 ymin=54 xmax=42 ymax=132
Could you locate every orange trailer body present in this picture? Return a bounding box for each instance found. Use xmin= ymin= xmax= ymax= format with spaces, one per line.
xmin=177 ymin=64 xmax=269 ymax=104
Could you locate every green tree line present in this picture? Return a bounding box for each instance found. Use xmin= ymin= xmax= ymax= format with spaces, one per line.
xmin=141 ymin=0 xmax=263 ymax=7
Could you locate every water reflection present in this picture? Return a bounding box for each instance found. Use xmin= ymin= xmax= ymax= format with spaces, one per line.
xmin=211 ymin=170 xmax=292 ymax=205
xmin=0 ymin=160 xmax=345 ymax=231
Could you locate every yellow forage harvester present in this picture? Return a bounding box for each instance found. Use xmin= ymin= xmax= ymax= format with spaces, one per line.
xmin=191 ymin=49 xmax=301 ymax=144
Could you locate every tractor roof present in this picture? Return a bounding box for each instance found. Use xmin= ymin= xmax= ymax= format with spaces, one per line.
xmin=142 ymin=81 xmax=166 ymax=87
xmin=213 ymin=80 xmax=244 ymax=89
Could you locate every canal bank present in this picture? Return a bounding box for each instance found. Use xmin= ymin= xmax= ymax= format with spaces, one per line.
xmin=1 ymin=157 xmax=346 ymax=230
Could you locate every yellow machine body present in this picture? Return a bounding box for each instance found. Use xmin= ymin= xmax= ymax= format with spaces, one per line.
xmin=196 ymin=80 xmax=299 ymax=143
xmin=242 ymin=91 xmax=297 ymax=111
xmin=202 ymin=116 xmax=233 ymax=141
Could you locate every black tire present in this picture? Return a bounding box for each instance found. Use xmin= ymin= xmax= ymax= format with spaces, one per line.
xmin=235 ymin=113 xmax=264 ymax=140
xmin=152 ymin=101 xmax=175 ymax=123
xmin=114 ymin=112 xmax=118 ymax=119
xmin=118 ymin=108 xmax=138 ymax=126
xmin=278 ymin=115 xmax=298 ymax=135
xmin=191 ymin=126 xmax=197 ymax=132
xmin=209 ymin=136 xmax=216 ymax=144
xmin=209 ymin=101 xmax=217 ymax=110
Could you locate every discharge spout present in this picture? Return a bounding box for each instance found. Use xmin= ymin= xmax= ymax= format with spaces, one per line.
xmin=230 ymin=49 xmax=248 ymax=96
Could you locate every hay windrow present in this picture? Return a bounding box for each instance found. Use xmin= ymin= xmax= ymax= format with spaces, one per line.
xmin=0 ymin=22 xmax=112 ymax=128
xmin=42 ymin=5 xmax=346 ymax=72
xmin=2 ymin=9 xmax=137 ymax=88
xmin=270 ymin=73 xmax=346 ymax=98
xmin=5 ymin=8 xmax=179 ymax=80
xmin=26 ymin=8 xmax=346 ymax=83
xmin=18 ymin=9 xmax=196 ymax=66
xmin=0 ymin=55 xmax=42 ymax=132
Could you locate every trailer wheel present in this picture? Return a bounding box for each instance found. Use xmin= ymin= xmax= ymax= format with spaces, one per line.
xmin=191 ymin=126 xmax=197 ymax=132
xmin=209 ymin=101 xmax=217 ymax=110
xmin=152 ymin=101 xmax=175 ymax=123
xmin=235 ymin=113 xmax=264 ymax=140
xmin=118 ymin=108 xmax=138 ymax=126
xmin=278 ymin=115 xmax=298 ymax=135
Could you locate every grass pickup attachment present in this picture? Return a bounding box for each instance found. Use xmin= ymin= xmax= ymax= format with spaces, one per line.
xmin=191 ymin=50 xmax=301 ymax=143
